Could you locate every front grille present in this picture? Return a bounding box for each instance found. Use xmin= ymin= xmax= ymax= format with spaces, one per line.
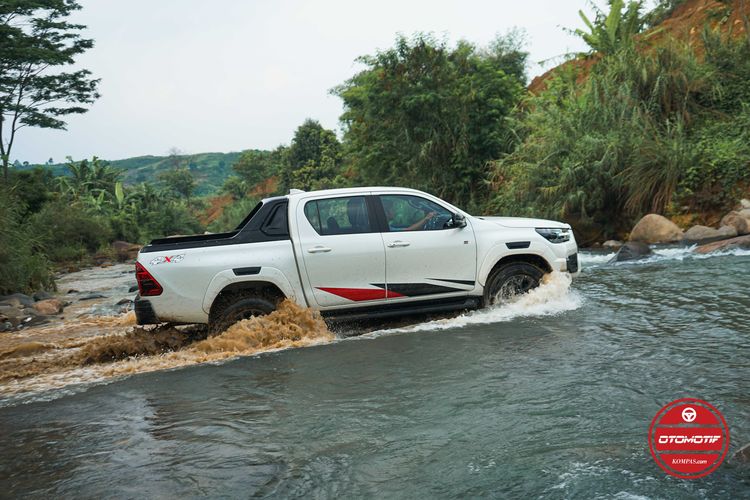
xmin=567 ymin=253 xmax=579 ymax=273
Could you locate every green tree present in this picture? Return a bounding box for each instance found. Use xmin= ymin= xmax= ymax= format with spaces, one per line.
xmin=220 ymin=175 xmax=248 ymax=200
xmin=159 ymin=167 xmax=196 ymax=201
xmin=232 ymin=148 xmax=285 ymax=188
xmin=284 ymin=119 xmax=344 ymax=191
xmin=334 ymin=34 xmax=526 ymax=208
xmin=0 ymin=0 xmax=100 ymax=180
xmin=6 ymin=166 xmax=55 ymax=214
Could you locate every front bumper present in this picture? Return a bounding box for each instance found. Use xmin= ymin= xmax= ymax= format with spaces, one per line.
xmin=134 ymin=296 xmax=160 ymax=325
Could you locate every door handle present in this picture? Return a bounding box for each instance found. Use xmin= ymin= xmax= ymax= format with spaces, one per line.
xmin=387 ymin=240 xmax=410 ymax=248
xmin=308 ymin=245 xmax=332 ymax=253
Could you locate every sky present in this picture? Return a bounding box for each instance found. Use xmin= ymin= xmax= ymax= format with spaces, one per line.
xmin=12 ymin=0 xmax=640 ymax=164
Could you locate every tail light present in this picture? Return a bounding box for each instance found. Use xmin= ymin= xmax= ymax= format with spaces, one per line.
xmin=135 ymin=262 xmax=163 ymax=296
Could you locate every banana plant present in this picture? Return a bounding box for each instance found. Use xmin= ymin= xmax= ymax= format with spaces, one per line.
xmin=574 ymin=0 xmax=648 ymax=55
xmin=114 ymin=181 xmax=125 ymax=209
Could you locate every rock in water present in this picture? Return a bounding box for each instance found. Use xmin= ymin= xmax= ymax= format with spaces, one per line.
xmin=734 ymin=442 xmax=750 ymax=463
xmin=0 ymin=293 xmax=35 ymax=308
xmin=32 ymin=299 xmax=64 ymax=315
xmin=719 ymin=211 xmax=750 ymax=235
xmin=78 ymin=293 xmax=107 ymax=301
xmin=629 ymin=214 xmax=684 ymax=244
xmin=609 ymin=241 xmax=653 ymax=262
xmin=683 ymin=225 xmax=737 ymax=243
xmin=602 ymin=240 xmax=623 ymax=250
xmin=32 ymin=290 xmax=53 ymax=302
xmin=694 ymin=234 xmax=750 ymax=254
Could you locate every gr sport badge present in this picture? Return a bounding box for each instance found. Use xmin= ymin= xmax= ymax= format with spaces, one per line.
xmin=648 ymin=398 xmax=730 ymax=479
xmin=149 ymin=254 xmax=185 ymax=266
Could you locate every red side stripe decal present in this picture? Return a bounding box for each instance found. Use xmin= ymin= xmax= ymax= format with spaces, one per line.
xmin=316 ymin=287 xmax=406 ymax=301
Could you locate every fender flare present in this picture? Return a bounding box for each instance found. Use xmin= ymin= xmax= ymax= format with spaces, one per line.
xmin=477 ymin=246 xmax=554 ymax=287
xmin=202 ymin=267 xmax=294 ymax=314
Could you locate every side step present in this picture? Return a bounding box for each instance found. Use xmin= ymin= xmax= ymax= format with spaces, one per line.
xmin=321 ymin=296 xmax=481 ymax=323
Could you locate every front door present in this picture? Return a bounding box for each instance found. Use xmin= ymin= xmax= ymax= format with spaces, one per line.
xmin=296 ymin=194 xmax=387 ymax=308
xmin=377 ymin=194 xmax=477 ymax=301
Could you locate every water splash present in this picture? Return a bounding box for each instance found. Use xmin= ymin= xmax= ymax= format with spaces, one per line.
xmin=0 ymin=300 xmax=333 ymax=401
xmin=365 ymin=272 xmax=581 ymax=335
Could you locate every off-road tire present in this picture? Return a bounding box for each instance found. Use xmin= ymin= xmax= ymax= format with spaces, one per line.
xmin=208 ymin=295 xmax=277 ymax=336
xmin=484 ymin=262 xmax=545 ymax=307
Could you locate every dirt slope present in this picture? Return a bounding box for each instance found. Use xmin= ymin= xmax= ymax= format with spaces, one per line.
xmin=529 ymin=0 xmax=750 ymax=94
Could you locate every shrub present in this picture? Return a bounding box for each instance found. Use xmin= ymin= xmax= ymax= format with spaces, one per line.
xmin=29 ymin=200 xmax=113 ymax=263
xmin=0 ymin=188 xmax=54 ymax=294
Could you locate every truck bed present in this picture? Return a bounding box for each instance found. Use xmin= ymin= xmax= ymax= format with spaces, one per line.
xmin=140 ymin=198 xmax=289 ymax=254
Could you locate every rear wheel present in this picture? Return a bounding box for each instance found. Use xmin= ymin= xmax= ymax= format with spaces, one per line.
xmin=484 ymin=262 xmax=545 ymax=307
xmin=208 ymin=295 xmax=276 ymax=336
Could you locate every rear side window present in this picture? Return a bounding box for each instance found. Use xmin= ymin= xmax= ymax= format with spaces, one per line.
xmin=261 ymin=204 xmax=289 ymax=236
xmin=304 ymin=196 xmax=372 ymax=235
xmin=234 ymin=202 xmax=263 ymax=231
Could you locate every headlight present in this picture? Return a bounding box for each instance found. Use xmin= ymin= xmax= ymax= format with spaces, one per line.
xmin=536 ymin=228 xmax=570 ymax=243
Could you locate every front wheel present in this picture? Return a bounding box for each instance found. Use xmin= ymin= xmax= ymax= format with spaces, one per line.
xmin=208 ymin=295 xmax=277 ymax=336
xmin=484 ymin=262 xmax=545 ymax=307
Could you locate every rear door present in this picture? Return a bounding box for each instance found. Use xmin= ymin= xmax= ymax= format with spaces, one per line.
xmin=376 ymin=193 xmax=477 ymax=301
xmin=296 ymin=194 xmax=387 ymax=308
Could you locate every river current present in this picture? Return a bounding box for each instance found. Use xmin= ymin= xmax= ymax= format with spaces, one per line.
xmin=0 ymin=247 xmax=748 ymax=497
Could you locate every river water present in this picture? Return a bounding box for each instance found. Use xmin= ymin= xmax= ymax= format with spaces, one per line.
xmin=0 ymin=248 xmax=748 ymax=497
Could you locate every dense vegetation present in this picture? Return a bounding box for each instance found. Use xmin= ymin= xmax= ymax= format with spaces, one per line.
xmin=2 ymin=0 xmax=749 ymax=293
xmin=490 ymin=3 xmax=750 ymax=242
xmin=1 ymin=157 xmax=203 ymax=292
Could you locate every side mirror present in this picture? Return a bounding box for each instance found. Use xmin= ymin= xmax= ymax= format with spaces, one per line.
xmin=451 ymin=212 xmax=467 ymax=228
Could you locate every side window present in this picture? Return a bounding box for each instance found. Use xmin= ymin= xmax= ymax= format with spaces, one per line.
xmin=304 ymin=196 xmax=372 ymax=236
xmin=380 ymin=195 xmax=453 ymax=232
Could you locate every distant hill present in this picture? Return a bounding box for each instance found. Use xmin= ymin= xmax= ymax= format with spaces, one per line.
xmin=19 ymin=151 xmax=256 ymax=195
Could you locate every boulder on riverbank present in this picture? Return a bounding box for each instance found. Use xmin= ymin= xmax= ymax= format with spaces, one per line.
xmin=719 ymin=211 xmax=750 ymax=235
xmin=683 ymin=224 xmax=737 ymax=243
xmin=112 ymin=241 xmax=142 ymax=262
xmin=609 ymin=241 xmax=653 ymax=262
xmin=694 ymin=234 xmax=750 ymax=254
xmin=629 ymin=214 xmax=683 ymax=244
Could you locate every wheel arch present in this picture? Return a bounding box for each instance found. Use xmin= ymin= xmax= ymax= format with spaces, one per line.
xmin=208 ymin=280 xmax=286 ymax=322
xmin=481 ymin=253 xmax=552 ymax=286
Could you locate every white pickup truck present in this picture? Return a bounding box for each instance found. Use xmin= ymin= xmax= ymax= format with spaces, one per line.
xmin=134 ymin=187 xmax=579 ymax=333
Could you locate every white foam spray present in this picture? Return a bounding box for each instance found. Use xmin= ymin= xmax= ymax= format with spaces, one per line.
xmin=366 ymin=272 xmax=582 ymax=336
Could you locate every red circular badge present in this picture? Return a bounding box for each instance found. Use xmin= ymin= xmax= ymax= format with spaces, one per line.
xmin=648 ymin=398 xmax=730 ymax=479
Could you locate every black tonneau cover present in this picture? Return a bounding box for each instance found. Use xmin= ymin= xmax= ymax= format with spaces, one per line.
xmin=140 ymin=197 xmax=290 ymax=253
